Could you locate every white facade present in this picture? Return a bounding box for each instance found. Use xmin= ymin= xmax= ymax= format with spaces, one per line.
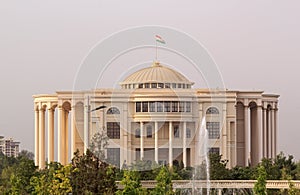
xmin=33 ymin=62 xmax=279 ymax=169
xmin=0 ymin=136 xmax=20 ymax=157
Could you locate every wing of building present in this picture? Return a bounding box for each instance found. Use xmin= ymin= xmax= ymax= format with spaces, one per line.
xmin=33 ymin=62 xmax=279 ymax=169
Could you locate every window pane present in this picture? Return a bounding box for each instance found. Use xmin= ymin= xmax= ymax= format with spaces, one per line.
xmin=151 ymin=83 xmax=157 ymax=88
xmin=165 ymin=83 xmax=170 ymax=88
xmin=149 ymin=102 xmax=156 ymax=112
xmin=158 ymin=83 xmax=164 ymax=88
xmin=186 ymin=102 xmax=191 ymax=112
xmin=172 ymin=83 xmax=176 ymax=88
xmin=145 ymin=83 xmax=150 ymax=88
xmin=179 ymin=102 xmax=185 ymax=112
xmin=136 ymin=102 xmax=141 ymax=112
xmin=172 ymin=102 xmax=178 ymax=112
xmin=157 ymin=102 xmax=163 ymax=112
xmin=164 ymin=101 xmax=171 ymax=112
xmin=207 ymin=122 xmax=220 ymax=139
xmin=135 ymin=128 xmax=140 ymax=138
xmin=174 ymin=126 xmax=180 ymax=138
xmin=186 ymin=128 xmax=191 ymax=138
xmin=142 ymin=102 xmax=148 ymax=112
xmin=107 ymin=122 xmax=120 ymax=139
xmin=107 ymin=148 xmax=120 ymax=167
xmin=146 ymin=126 xmax=152 ymax=138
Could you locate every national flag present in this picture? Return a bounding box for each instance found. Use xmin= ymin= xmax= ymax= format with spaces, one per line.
xmin=155 ymin=35 xmax=166 ymax=44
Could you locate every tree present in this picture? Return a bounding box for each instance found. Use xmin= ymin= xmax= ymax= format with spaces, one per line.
xmin=152 ymin=166 xmax=174 ymax=195
xmin=209 ymin=153 xmax=230 ymax=180
xmin=117 ymin=169 xmax=146 ymax=195
xmin=71 ymin=149 xmax=117 ymax=194
xmin=254 ymin=165 xmax=267 ymax=195
xmin=89 ymin=131 xmax=109 ymax=161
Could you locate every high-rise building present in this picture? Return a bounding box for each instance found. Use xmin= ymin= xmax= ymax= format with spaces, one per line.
xmin=33 ymin=62 xmax=279 ymax=169
xmin=0 ymin=136 xmax=20 ymax=157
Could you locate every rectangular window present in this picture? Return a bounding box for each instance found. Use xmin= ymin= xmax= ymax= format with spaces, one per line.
xmin=157 ymin=102 xmax=163 ymax=112
xmin=164 ymin=101 xmax=171 ymax=112
xmin=165 ymin=83 xmax=170 ymax=88
xmin=138 ymin=83 xmax=143 ymax=88
xmin=142 ymin=102 xmax=148 ymax=112
xmin=107 ymin=122 xmax=120 ymax=139
xmin=147 ymin=126 xmax=152 ymax=138
xmin=172 ymin=83 xmax=176 ymax=88
xmin=178 ymin=83 xmax=182 ymax=88
xmin=149 ymin=102 xmax=156 ymax=112
xmin=207 ymin=122 xmax=220 ymax=139
xmin=135 ymin=129 xmax=140 ymax=138
xmin=145 ymin=83 xmax=150 ymax=88
xmin=136 ymin=102 xmax=141 ymax=112
xmin=186 ymin=102 xmax=191 ymax=112
xmin=151 ymin=83 xmax=157 ymax=88
xmin=107 ymin=148 xmax=120 ymax=167
xmin=158 ymin=83 xmax=164 ymax=88
xmin=179 ymin=102 xmax=185 ymax=112
xmin=174 ymin=126 xmax=180 ymax=138
xmin=209 ymin=147 xmax=220 ymax=155
xmin=186 ymin=128 xmax=191 ymax=138
xmin=172 ymin=102 xmax=178 ymax=112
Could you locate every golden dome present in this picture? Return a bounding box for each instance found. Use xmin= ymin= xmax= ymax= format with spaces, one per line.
xmin=120 ymin=62 xmax=194 ymax=88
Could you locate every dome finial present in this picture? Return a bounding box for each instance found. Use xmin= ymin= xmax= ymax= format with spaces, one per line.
xmin=152 ymin=61 xmax=161 ymax=67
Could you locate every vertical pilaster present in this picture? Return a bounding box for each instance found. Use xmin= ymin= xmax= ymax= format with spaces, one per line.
xmin=275 ymin=108 xmax=278 ymax=156
xmin=38 ymin=107 xmax=45 ymax=169
xmin=222 ymin=104 xmax=227 ymax=160
xmin=64 ymin=110 xmax=69 ymax=164
xmin=71 ymin=107 xmax=75 ymax=159
xmin=140 ymin=122 xmax=144 ymax=160
xmin=183 ymin=121 xmax=187 ymax=168
xmin=263 ymin=108 xmax=267 ymax=158
xmin=169 ymin=121 xmax=173 ymax=166
xmin=244 ymin=105 xmax=250 ymax=166
xmin=154 ymin=121 xmax=158 ymax=163
xmin=257 ymin=106 xmax=263 ymax=162
xmin=84 ymin=97 xmax=90 ymax=153
xmin=47 ymin=108 xmax=54 ymax=164
xmin=57 ymin=106 xmax=62 ymax=163
xmin=34 ymin=108 xmax=39 ymax=166
xmin=271 ymin=108 xmax=276 ymax=158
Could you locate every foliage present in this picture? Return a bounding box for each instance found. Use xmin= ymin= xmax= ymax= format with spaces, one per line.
xmin=89 ymin=131 xmax=109 ymax=161
xmin=117 ymin=169 xmax=146 ymax=195
xmin=254 ymin=165 xmax=267 ymax=195
xmin=229 ymin=166 xmax=255 ymax=180
xmin=209 ymin=153 xmax=230 ymax=180
xmin=71 ymin=149 xmax=117 ymax=194
xmin=152 ymin=166 xmax=174 ymax=195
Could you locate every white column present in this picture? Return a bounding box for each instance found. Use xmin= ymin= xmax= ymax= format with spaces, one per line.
xmin=275 ymin=108 xmax=278 ymax=156
xmin=71 ymin=108 xmax=75 ymax=159
xmin=271 ymin=109 xmax=276 ymax=158
xmin=57 ymin=106 xmax=62 ymax=163
xmin=38 ymin=108 xmax=45 ymax=169
xmin=169 ymin=121 xmax=173 ymax=166
xmin=47 ymin=108 xmax=54 ymax=164
xmin=34 ymin=109 xmax=39 ymax=166
xmin=222 ymin=104 xmax=227 ymax=160
xmin=263 ymin=108 xmax=267 ymax=158
xmin=183 ymin=122 xmax=187 ymax=168
xmin=154 ymin=121 xmax=158 ymax=163
xmin=257 ymin=106 xmax=263 ymax=162
xmin=64 ymin=110 xmax=69 ymax=164
xmin=84 ymin=98 xmax=90 ymax=153
xmin=140 ymin=122 xmax=144 ymax=160
xmin=244 ymin=106 xmax=250 ymax=166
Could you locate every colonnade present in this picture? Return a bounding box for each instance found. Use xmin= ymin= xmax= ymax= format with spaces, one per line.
xmin=34 ymin=102 xmax=72 ymax=169
xmin=243 ymin=103 xmax=278 ymax=166
xmin=138 ymin=121 xmax=188 ymax=167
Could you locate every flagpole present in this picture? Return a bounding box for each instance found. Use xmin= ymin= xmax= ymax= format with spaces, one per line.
xmin=155 ymin=40 xmax=158 ymax=61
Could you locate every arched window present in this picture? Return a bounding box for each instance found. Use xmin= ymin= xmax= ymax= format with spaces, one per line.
xmin=107 ymin=107 xmax=120 ymax=114
xmin=206 ymin=107 xmax=219 ymax=114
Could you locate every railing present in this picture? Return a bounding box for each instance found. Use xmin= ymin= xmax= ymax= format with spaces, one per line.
xmin=117 ymin=180 xmax=300 ymax=189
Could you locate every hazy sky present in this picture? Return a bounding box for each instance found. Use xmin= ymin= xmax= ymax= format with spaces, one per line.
xmin=1 ymin=1 xmax=300 ymax=159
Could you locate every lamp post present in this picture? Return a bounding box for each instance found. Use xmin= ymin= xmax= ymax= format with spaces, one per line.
xmin=84 ymin=95 xmax=106 ymax=153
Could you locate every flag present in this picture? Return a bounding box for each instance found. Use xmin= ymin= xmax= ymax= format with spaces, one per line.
xmin=155 ymin=35 xmax=166 ymax=44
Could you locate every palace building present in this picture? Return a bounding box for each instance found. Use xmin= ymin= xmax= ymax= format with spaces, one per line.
xmin=33 ymin=62 xmax=279 ymax=169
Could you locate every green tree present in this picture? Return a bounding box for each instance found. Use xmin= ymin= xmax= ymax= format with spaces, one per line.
xmin=89 ymin=131 xmax=109 ymax=161
xmin=117 ymin=169 xmax=146 ymax=195
xmin=71 ymin=149 xmax=117 ymax=194
xmin=209 ymin=153 xmax=230 ymax=180
xmin=151 ymin=166 xmax=174 ymax=195
xmin=254 ymin=165 xmax=267 ymax=195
